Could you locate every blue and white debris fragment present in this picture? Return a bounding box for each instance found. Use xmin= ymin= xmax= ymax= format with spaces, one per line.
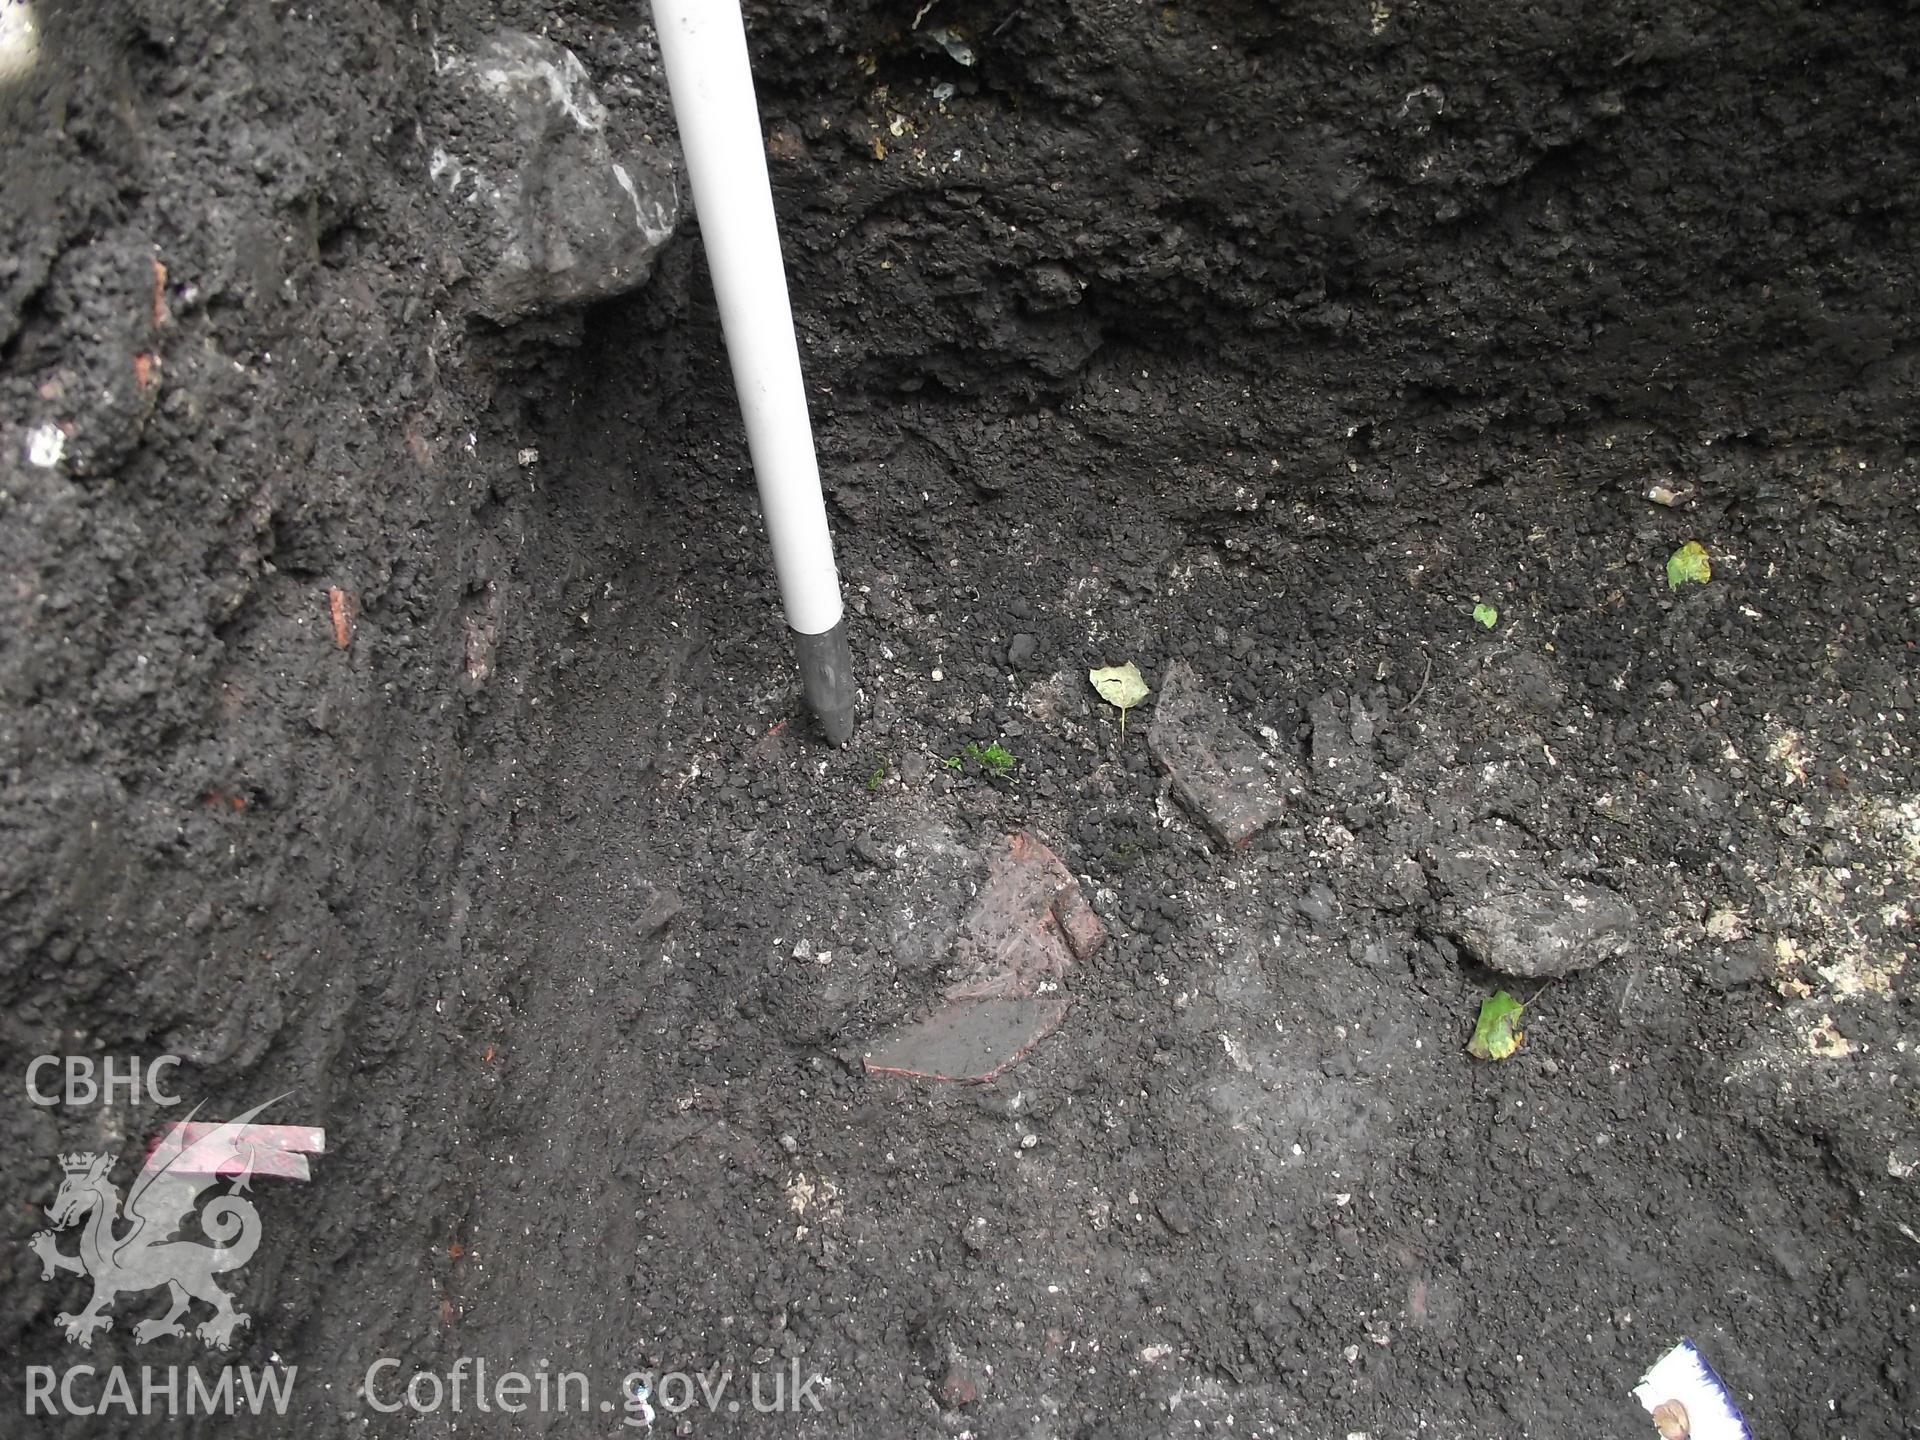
xmin=1633 ymin=1339 xmax=1752 ymax=1440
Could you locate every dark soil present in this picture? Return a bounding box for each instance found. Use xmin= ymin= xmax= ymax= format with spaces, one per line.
xmin=4 ymin=1 xmax=1916 ymax=1437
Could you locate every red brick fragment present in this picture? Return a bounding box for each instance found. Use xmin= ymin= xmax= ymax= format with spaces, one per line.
xmin=937 ymin=1363 xmax=979 ymax=1410
xmin=865 ymin=831 xmax=1101 ymax=1083
xmin=1147 ymin=660 xmax=1285 ymax=848
xmin=1053 ymin=887 xmax=1106 ymax=963
xmin=327 ymin=586 xmax=354 ymax=648
xmin=863 ymin=998 xmax=1068 ymax=1084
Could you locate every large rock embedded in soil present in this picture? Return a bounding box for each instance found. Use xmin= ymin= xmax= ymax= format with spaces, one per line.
xmin=428 ymin=30 xmax=677 ymax=322
xmin=1428 ymin=828 xmax=1640 ymax=978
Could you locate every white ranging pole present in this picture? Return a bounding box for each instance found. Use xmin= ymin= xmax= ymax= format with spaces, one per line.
xmin=651 ymin=0 xmax=856 ymax=745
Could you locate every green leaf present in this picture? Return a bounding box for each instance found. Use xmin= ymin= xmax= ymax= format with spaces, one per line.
xmin=1472 ymin=601 xmax=1499 ymax=629
xmin=1089 ymin=663 xmax=1150 ymax=712
xmin=1666 ymin=540 xmax=1712 ymax=590
xmin=1467 ymin=989 xmax=1527 ymax=1061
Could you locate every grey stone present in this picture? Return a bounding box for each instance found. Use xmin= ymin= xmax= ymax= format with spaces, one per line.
xmin=1294 ymin=884 xmax=1339 ymax=929
xmin=1428 ymin=828 xmax=1637 ymax=977
xmin=1381 ymin=856 xmax=1429 ymax=910
xmin=1707 ymin=937 xmax=1771 ymax=992
xmin=1348 ymin=693 xmax=1379 ymax=748
xmin=636 ymin=883 xmax=681 ymax=937
xmin=1357 ymin=937 xmax=1400 ymax=969
xmin=1147 ymin=661 xmax=1285 ymax=848
xmin=428 ymin=31 xmax=677 ymax=322
xmin=1154 ymin=1196 xmax=1195 ymax=1235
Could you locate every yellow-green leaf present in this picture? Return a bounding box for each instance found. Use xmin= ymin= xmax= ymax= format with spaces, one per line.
xmin=1666 ymin=540 xmax=1711 ymax=590
xmin=1089 ymin=663 xmax=1150 ymax=712
xmin=1467 ymin=989 xmax=1527 ymax=1061
xmin=1473 ymin=601 xmax=1498 ymax=629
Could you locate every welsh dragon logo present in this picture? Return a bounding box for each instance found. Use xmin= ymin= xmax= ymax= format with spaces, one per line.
xmin=30 ymin=1097 xmax=287 ymax=1349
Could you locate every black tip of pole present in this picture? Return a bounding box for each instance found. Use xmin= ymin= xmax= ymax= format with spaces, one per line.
xmin=791 ymin=620 xmax=857 ymax=747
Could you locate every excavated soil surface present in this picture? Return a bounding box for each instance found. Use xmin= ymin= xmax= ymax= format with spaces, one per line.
xmin=3 ymin=2 xmax=1916 ymax=1437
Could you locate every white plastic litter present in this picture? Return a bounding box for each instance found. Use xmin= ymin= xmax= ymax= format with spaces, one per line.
xmin=26 ymin=422 xmax=64 ymax=468
xmin=1633 ymin=1339 xmax=1751 ymax=1440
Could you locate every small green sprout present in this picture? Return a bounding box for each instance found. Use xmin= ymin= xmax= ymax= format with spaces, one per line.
xmin=866 ymin=760 xmax=890 ymax=792
xmin=960 ymin=741 xmax=1017 ymax=778
xmin=1473 ymin=601 xmax=1499 ymax=629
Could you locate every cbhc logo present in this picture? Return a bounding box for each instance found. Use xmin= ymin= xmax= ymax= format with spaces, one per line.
xmin=25 ymin=1055 xmax=183 ymax=1107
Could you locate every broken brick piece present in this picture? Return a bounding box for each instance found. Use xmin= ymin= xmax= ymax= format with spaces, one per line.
xmin=864 ymin=998 xmax=1069 ymax=1084
xmin=327 ymin=586 xmax=355 ymax=648
xmin=937 ymin=1363 xmax=980 ymax=1410
xmin=1053 ymin=887 xmax=1106 ymax=964
xmin=946 ymin=831 xmax=1098 ymax=998
xmin=1147 ymin=660 xmax=1284 ymax=848
xmin=866 ymin=831 xmax=1100 ymax=1083
xmin=146 ymin=1122 xmax=325 ymax=1182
